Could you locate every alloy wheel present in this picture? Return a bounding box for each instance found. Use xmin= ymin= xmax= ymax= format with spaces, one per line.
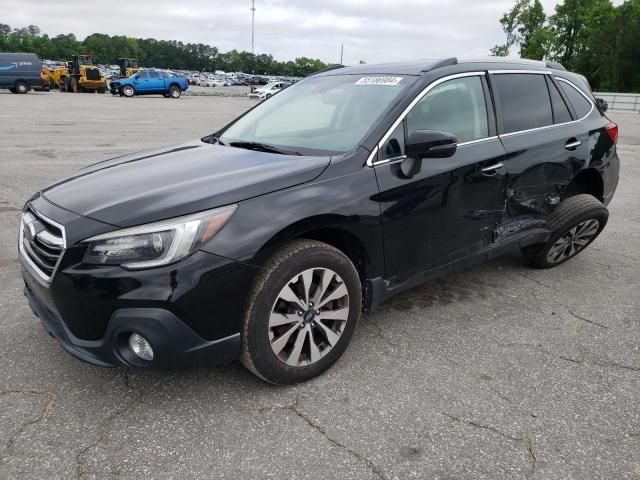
xmin=546 ymin=219 xmax=600 ymax=263
xmin=269 ymin=268 xmax=349 ymax=367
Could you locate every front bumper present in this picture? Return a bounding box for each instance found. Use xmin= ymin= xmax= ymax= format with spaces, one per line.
xmin=19 ymin=196 xmax=259 ymax=369
xmin=25 ymin=285 xmax=240 ymax=369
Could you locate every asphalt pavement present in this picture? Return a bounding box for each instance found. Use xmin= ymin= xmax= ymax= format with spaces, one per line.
xmin=0 ymin=90 xmax=638 ymax=479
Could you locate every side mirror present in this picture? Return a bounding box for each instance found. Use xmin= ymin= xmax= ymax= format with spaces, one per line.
xmin=406 ymin=130 xmax=458 ymax=159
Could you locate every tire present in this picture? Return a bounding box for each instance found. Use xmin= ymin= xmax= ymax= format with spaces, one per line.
xmin=168 ymin=85 xmax=181 ymax=98
xmin=265 ymin=93 xmax=272 ymax=99
xmin=15 ymin=81 xmax=28 ymax=94
xmin=122 ymin=85 xmax=135 ymax=97
xmin=522 ymin=194 xmax=608 ymax=269
xmin=241 ymin=240 xmax=362 ymax=384
xmin=9 ymin=88 xmax=16 ymax=93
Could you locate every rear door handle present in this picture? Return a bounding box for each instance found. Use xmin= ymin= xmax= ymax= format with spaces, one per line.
xmin=565 ymin=139 xmax=582 ymax=150
xmin=481 ymin=163 xmax=503 ymax=175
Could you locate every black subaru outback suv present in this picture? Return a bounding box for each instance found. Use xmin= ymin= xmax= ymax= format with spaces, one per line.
xmin=20 ymin=58 xmax=619 ymax=384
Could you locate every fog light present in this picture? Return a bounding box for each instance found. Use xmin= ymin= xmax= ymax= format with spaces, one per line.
xmin=128 ymin=333 xmax=154 ymax=361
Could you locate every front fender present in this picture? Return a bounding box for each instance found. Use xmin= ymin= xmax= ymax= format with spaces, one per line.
xmin=200 ymin=164 xmax=385 ymax=277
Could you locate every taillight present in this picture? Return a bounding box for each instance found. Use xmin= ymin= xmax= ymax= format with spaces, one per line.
xmin=605 ymin=122 xmax=618 ymax=144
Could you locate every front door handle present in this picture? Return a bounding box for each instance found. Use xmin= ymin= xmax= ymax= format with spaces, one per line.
xmin=481 ymin=163 xmax=504 ymax=176
xmin=565 ymin=139 xmax=582 ymax=150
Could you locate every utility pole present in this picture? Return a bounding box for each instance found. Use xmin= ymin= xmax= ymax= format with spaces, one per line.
xmin=340 ymin=43 xmax=343 ymax=65
xmin=251 ymin=0 xmax=256 ymax=73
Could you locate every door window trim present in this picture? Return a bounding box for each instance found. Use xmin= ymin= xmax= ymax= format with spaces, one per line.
xmin=367 ymin=71 xmax=487 ymax=167
xmin=489 ymin=70 xmax=594 ymax=138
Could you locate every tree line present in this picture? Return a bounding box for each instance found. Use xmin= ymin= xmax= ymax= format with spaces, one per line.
xmin=492 ymin=0 xmax=640 ymax=92
xmin=0 ymin=24 xmax=332 ymax=77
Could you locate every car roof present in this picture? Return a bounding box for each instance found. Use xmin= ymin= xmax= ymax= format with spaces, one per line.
xmin=313 ymin=57 xmax=567 ymax=77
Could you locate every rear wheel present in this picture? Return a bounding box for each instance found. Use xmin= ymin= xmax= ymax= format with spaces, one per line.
xmin=522 ymin=194 xmax=608 ymax=268
xmin=122 ymin=85 xmax=135 ymax=97
xmin=169 ymin=85 xmax=181 ymax=98
xmin=241 ymin=240 xmax=362 ymax=384
xmin=70 ymin=78 xmax=79 ymax=93
xmin=15 ymin=81 xmax=28 ymax=94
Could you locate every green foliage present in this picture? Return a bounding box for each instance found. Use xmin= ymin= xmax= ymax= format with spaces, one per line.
xmin=493 ymin=0 xmax=640 ymax=92
xmin=491 ymin=0 xmax=550 ymax=60
xmin=0 ymin=25 xmax=333 ymax=77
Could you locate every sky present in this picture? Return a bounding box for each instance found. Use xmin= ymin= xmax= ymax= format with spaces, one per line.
xmin=2 ymin=0 xmax=581 ymax=65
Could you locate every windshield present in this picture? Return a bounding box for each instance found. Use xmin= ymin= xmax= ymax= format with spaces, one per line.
xmin=220 ymin=74 xmax=415 ymax=155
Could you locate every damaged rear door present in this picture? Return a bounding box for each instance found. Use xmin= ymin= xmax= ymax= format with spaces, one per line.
xmin=490 ymin=71 xmax=588 ymax=238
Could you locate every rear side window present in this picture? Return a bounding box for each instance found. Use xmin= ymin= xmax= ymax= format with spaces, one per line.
xmin=493 ymin=74 xmax=553 ymax=134
xmin=558 ymin=80 xmax=592 ymax=119
xmin=546 ymin=78 xmax=573 ymax=124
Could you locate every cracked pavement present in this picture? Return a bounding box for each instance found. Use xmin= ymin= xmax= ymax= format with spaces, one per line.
xmin=1 ymin=92 xmax=638 ymax=479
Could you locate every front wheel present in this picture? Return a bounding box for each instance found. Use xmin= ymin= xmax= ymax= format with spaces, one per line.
xmin=241 ymin=240 xmax=362 ymax=384
xmin=522 ymin=194 xmax=608 ymax=268
xmin=15 ymin=81 xmax=28 ymax=94
xmin=169 ymin=85 xmax=181 ymax=98
xmin=122 ymin=85 xmax=135 ymax=97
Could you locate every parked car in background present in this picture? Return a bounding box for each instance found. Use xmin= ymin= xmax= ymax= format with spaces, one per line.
xmin=18 ymin=58 xmax=619 ymax=384
xmin=249 ymin=81 xmax=290 ymax=100
xmin=197 ymin=76 xmax=227 ymax=87
xmin=0 ymin=52 xmax=48 ymax=93
xmin=109 ymin=69 xmax=188 ymax=98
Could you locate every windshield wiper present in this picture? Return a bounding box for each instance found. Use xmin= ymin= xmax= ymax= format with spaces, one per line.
xmin=229 ymin=141 xmax=302 ymax=156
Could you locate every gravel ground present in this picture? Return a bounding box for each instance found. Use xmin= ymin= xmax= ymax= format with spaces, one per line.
xmin=0 ymin=90 xmax=638 ymax=480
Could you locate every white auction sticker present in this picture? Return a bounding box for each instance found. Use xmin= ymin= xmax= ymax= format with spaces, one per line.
xmin=354 ymin=76 xmax=403 ymax=86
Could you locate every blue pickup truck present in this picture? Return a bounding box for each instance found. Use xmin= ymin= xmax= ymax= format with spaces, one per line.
xmin=110 ymin=69 xmax=188 ymax=98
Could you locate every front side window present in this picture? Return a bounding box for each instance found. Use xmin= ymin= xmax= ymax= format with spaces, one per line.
xmin=558 ymin=79 xmax=592 ymax=118
xmin=381 ymin=122 xmax=405 ymax=160
xmin=137 ymin=71 xmax=148 ymax=79
xmin=149 ymin=71 xmax=160 ymax=79
xmin=493 ymin=73 xmax=553 ymax=134
xmin=221 ymin=74 xmax=416 ymax=155
xmin=406 ymin=76 xmax=488 ymax=144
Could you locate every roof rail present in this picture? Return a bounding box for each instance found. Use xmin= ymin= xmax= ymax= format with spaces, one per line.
xmin=421 ymin=57 xmax=457 ymax=72
xmin=545 ymin=60 xmax=566 ymax=71
xmin=307 ymin=64 xmax=345 ymax=77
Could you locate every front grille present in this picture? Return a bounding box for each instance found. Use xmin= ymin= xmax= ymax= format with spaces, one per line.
xmin=20 ymin=207 xmax=66 ymax=282
xmin=85 ymin=68 xmax=101 ymax=81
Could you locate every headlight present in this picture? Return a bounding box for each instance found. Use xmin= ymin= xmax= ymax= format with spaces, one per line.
xmin=82 ymin=205 xmax=237 ymax=269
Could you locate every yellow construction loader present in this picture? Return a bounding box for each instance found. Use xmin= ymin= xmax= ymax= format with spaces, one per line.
xmin=116 ymin=58 xmax=140 ymax=78
xmin=41 ymin=65 xmax=69 ymax=90
xmin=60 ymin=55 xmax=107 ymax=93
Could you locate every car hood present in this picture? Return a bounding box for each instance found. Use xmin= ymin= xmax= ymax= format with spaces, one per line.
xmin=42 ymin=140 xmax=330 ymax=228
